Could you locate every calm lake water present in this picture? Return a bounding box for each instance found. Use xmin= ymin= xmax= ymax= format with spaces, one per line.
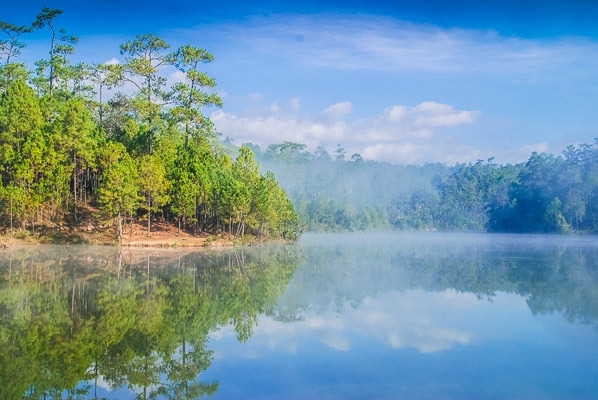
xmin=1 ymin=232 xmax=598 ymax=399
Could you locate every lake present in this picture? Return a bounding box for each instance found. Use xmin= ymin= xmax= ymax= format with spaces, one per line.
xmin=1 ymin=232 xmax=597 ymax=399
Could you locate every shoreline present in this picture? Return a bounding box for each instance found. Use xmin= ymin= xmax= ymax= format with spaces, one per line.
xmin=0 ymin=224 xmax=272 ymax=249
xmin=0 ymin=217 xmax=277 ymax=249
xmin=0 ymin=234 xmax=247 ymax=249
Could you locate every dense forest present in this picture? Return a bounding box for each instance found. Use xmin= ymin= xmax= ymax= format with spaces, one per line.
xmin=249 ymin=140 xmax=598 ymax=234
xmin=0 ymin=9 xmax=301 ymax=242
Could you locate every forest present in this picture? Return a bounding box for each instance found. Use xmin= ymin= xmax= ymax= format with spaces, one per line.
xmin=0 ymin=8 xmax=301 ymax=243
xmin=250 ymin=140 xmax=598 ymax=234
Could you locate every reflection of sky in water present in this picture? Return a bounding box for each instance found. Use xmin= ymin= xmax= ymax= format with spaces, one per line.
xmin=69 ymin=232 xmax=598 ymax=398
xmin=205 ymin=288 xmax=598 ymax=399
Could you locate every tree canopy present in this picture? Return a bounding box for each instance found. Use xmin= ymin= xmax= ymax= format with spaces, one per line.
xmin=249 ymin=139 xmax=598 ymax=234
xmin=0 ymin=9 xmax=301 ymax=242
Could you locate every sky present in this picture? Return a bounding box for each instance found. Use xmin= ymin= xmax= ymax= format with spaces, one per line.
xmin=3 ymin=0 xmax=598 ymax=164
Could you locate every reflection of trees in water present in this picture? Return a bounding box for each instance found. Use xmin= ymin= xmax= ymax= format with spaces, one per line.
xmin=278 ymin=234 xmax=598 ymax=327
xmin=2 ymin=237 xmax=595 ymax=398
xmin=0 ymin=244 xmax=300 ymax=399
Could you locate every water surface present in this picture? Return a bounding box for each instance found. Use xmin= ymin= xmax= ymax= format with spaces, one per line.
xmin=1 ymin=232 xmax=597 ymax=399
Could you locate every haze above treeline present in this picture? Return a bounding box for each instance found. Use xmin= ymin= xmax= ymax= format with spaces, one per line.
xmin=1 ymin=8 xmax=596 ymax=238
xmin=247 ymin=139 xmax=598 ymax=234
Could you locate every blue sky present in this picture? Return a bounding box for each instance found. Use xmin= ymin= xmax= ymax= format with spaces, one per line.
xmin=4 ymin=1 xmax=598 ymax=164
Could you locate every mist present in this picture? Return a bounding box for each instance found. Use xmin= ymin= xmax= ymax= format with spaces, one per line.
xmin=245 ymin=140 xmax=598 ymax=234
xmin=275 ymin=231 xmax=598 ymax=323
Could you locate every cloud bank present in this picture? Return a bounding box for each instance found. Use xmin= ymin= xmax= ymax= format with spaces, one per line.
xmin=212 ymin=100 xmax=480 ymax=164
xmin=209 ymin=290 xmax=531 ymax=358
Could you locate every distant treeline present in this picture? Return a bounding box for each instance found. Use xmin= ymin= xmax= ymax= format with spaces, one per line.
xmin=248 ymin=140 xmax=598 ymax=234
xmin=0 ymin=9 xmax=301 ymax=241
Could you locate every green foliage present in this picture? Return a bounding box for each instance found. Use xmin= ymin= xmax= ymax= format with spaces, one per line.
xmin=0 ymin=246 xmax=300 ymax=398
xmin=0 ymin=19 xmax=33 ymax=90
xmin=98 ymin=142 xmax=139 ymax=239
xmin=253 ymin=142 xmax=438 ymax=232
xmin=169 ymin=152 xmax=197 ymax=231
xmin=138 ymin=154 xmax=171 ymax=235
xmin=255 ymin=139 xmax=598 ymax=234
xmin=31 ymin=7 xmax=80 ymax=98
xmin=0 ymin=10 xmax=300 ymax=242
xmin=231 ymin=146 xmax=260 ymax=237
xmin=119 ymin=33 xmax=171 ymax=155
xmin=167 ymin=44 xmax=222 ymax=149
xmin=487 ymin=143 xmax=598 ymax=234
xmin=0 ymin=80 xmax=43 ymax=151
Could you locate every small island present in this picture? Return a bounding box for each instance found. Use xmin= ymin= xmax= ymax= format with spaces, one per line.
xmin=0 ymin=8 xmax=302 ymax=247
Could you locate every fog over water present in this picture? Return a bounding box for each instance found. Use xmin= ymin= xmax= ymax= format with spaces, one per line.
xmin=282 ymin=231 xmax=598 ymax=317
xmin=203 ymin=231 xmax=598 ymax=399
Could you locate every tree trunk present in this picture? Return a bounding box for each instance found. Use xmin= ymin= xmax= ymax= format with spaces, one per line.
xmin=148 ymin=119 xmax=153 ymax=155
xmin=184 ymin=123 xmax=189 ymax=151
xmin=99 ymin=83 xmax=103 ymax=124
xmin=73 ymin=153 xmax=78 ymax=222
xmin=194 ymin=197 xmax=199 ymax=235
xmin=147 ymin=196 xmax=152 ymax=237
xmin=117 ymin=211 xmax=123 ymax=245
xmin=129 ymin=210 xmax=134 ymax=236
xmin=9 ymin=197 xmax=13 ymax=238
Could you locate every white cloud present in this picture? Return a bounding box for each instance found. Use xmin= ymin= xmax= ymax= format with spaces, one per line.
xmin=175 ymin=13 xmax=598 ymax=165
xmin=206 ymin=286 xmax=541 ymax=367
xmin=361 ymin=143 xmax=428 ymax=165
xmin=411 ymin=102 xmax=477 ymax=127
xmin=351 ymin=291 xmax=473 ymax=353
xmin=248 ymin=92 xmax=266 ymax=101
xmin=211 ymin=107 xmax=346 ymax=150
xmin=322 ymin=336 xmax=351 ymax=352
xmin=269 ymin=102 xmax=280 ymax=113
xmin=211 ymin=100 xmax=479 ymax=164
xmin=290 ymin=97 xmax=301 ymax=110
xmin=166 ymin=69 xmax=187 ymax=87
xmin=210 ymin=289 xmax=487 ymax=357
xmin=319 ymin=101 xmax=353 ymax=121
xmin=202 ymin=14 xmax=598 ymax=80
xmin=104 ymin=57 xmax=120 ymax=65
